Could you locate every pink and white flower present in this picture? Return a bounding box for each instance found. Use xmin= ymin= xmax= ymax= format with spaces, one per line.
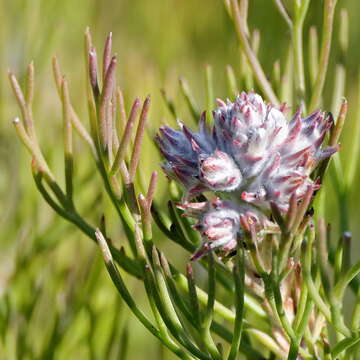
xmin=177 ymin=197 xmax=267 ymax=260
xmin=157 ymin=92 xmax=337 ymax=258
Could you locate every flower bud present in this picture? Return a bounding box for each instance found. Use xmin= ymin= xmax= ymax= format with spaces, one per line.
xmin=158 ymin=91 xmax=338 ymax=256
xmin=199 ymin=150 xmax=242 ymax=191
xmin=179 ymin=198 xmax=266 ymax=260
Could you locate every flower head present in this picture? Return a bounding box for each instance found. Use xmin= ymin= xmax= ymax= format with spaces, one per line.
xmin=158 ymin=92 xmax=337 ymax=258
xmin=178 ymin=197 xmax=267 ymax=260
xmin=199 ymin=149 xmax=242 ymax=191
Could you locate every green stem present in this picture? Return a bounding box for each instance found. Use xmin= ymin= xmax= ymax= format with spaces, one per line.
xmin=271 ymin=274 xmax=297 ymax=343
xmin=205 ymin=64 xmax=214 ymax=128
xmin=151 ymin=250 xmax=212 ymax=360
xmin=179 ymin=77 xmax=200 ymax=122
xmin=225 ymin=65 xmax=238 ymax=98
xmin=332 ymin=335 xmax=360 ymax=358
xmin=200 ymin=254 xmax=221 ymax=360
xmin=229 ymin=0 xmax=279 ymax=105
xmin=227 ymin=247 xmax=245 ymax=360
xmin=334 ymin=260 xmax=360 ymax=301
xmin=293 ymin=0 xmax=310 ymax=110
xmin=143 ymin=268 xmax=195 ymax=360
xmin=346 ymin=70 xmax=360 ymax=186
xmin=61 ymin=79 xmax=74 ymax=204
xmin=245 ymin=329 xmax=286 ymax=358
xmin=351 ymin=286 xmax=360 ymax=331
xmin=280 ymin=45 xmax=293 ymax=105
xmin=96 ymin=230 xmax=192 ymax=360
xmin=309 ymin=0 xmax=338 ymax=111
xmin=273 ymin=0 xmax=293 ymax=30
xmin=160 ymin=253 xmax=262 ymax=358
xmin=308 ymin=26 xmax=319 ymax=88
xmin=302 ymin=233 xmax=331 ymax=323
xmin=173 ymin=271 xmax=267 ymax=322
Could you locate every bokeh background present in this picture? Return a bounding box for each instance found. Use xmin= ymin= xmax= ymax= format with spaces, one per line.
xmin=1 ymin=0 xmax=360 ymax=359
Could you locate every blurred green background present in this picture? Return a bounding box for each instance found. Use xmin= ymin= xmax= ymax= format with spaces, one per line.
xmin=1 ymin=0 xmax=360 ymax=359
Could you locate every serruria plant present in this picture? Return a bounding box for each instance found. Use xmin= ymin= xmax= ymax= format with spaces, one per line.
xmin=158 ymin=92 xmax=337 ymax=260
xmin=8 ymin=0 xmax=360 ymax=359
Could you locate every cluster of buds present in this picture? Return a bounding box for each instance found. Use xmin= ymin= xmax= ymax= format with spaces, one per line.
xmin=157 ymin=92 xmax=337 ymax=258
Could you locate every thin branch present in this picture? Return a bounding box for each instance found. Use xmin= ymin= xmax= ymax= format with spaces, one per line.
xmin=61 ymin=78 xmax=74 ymax=203
xmin=229 ymin=0 xmax=279 ymax=105
xmin=272 ymin=0 xmax=293 ymax=30
xmin=110 ymin=98 xmax=141 ymax=176
xmin=308 ymin=27 xmax=319 ymax=87
xmin=309 ymin=0 xmax=338 ymax=111
xmin=293 ymin=0 xmax=310 ymax=110
xmin=99 ymin=56 xmax=117 ymax=150
xmin=129 ymin=96 xmax=151 ymax=182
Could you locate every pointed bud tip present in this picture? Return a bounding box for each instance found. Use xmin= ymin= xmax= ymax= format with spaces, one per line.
xmin=216 ymin=98 xmax=227 ymax=107
xmin=89 ymin=47 xmax=97 ymax=56
xmin=179 ymin=76 xmax=187 ymax=87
